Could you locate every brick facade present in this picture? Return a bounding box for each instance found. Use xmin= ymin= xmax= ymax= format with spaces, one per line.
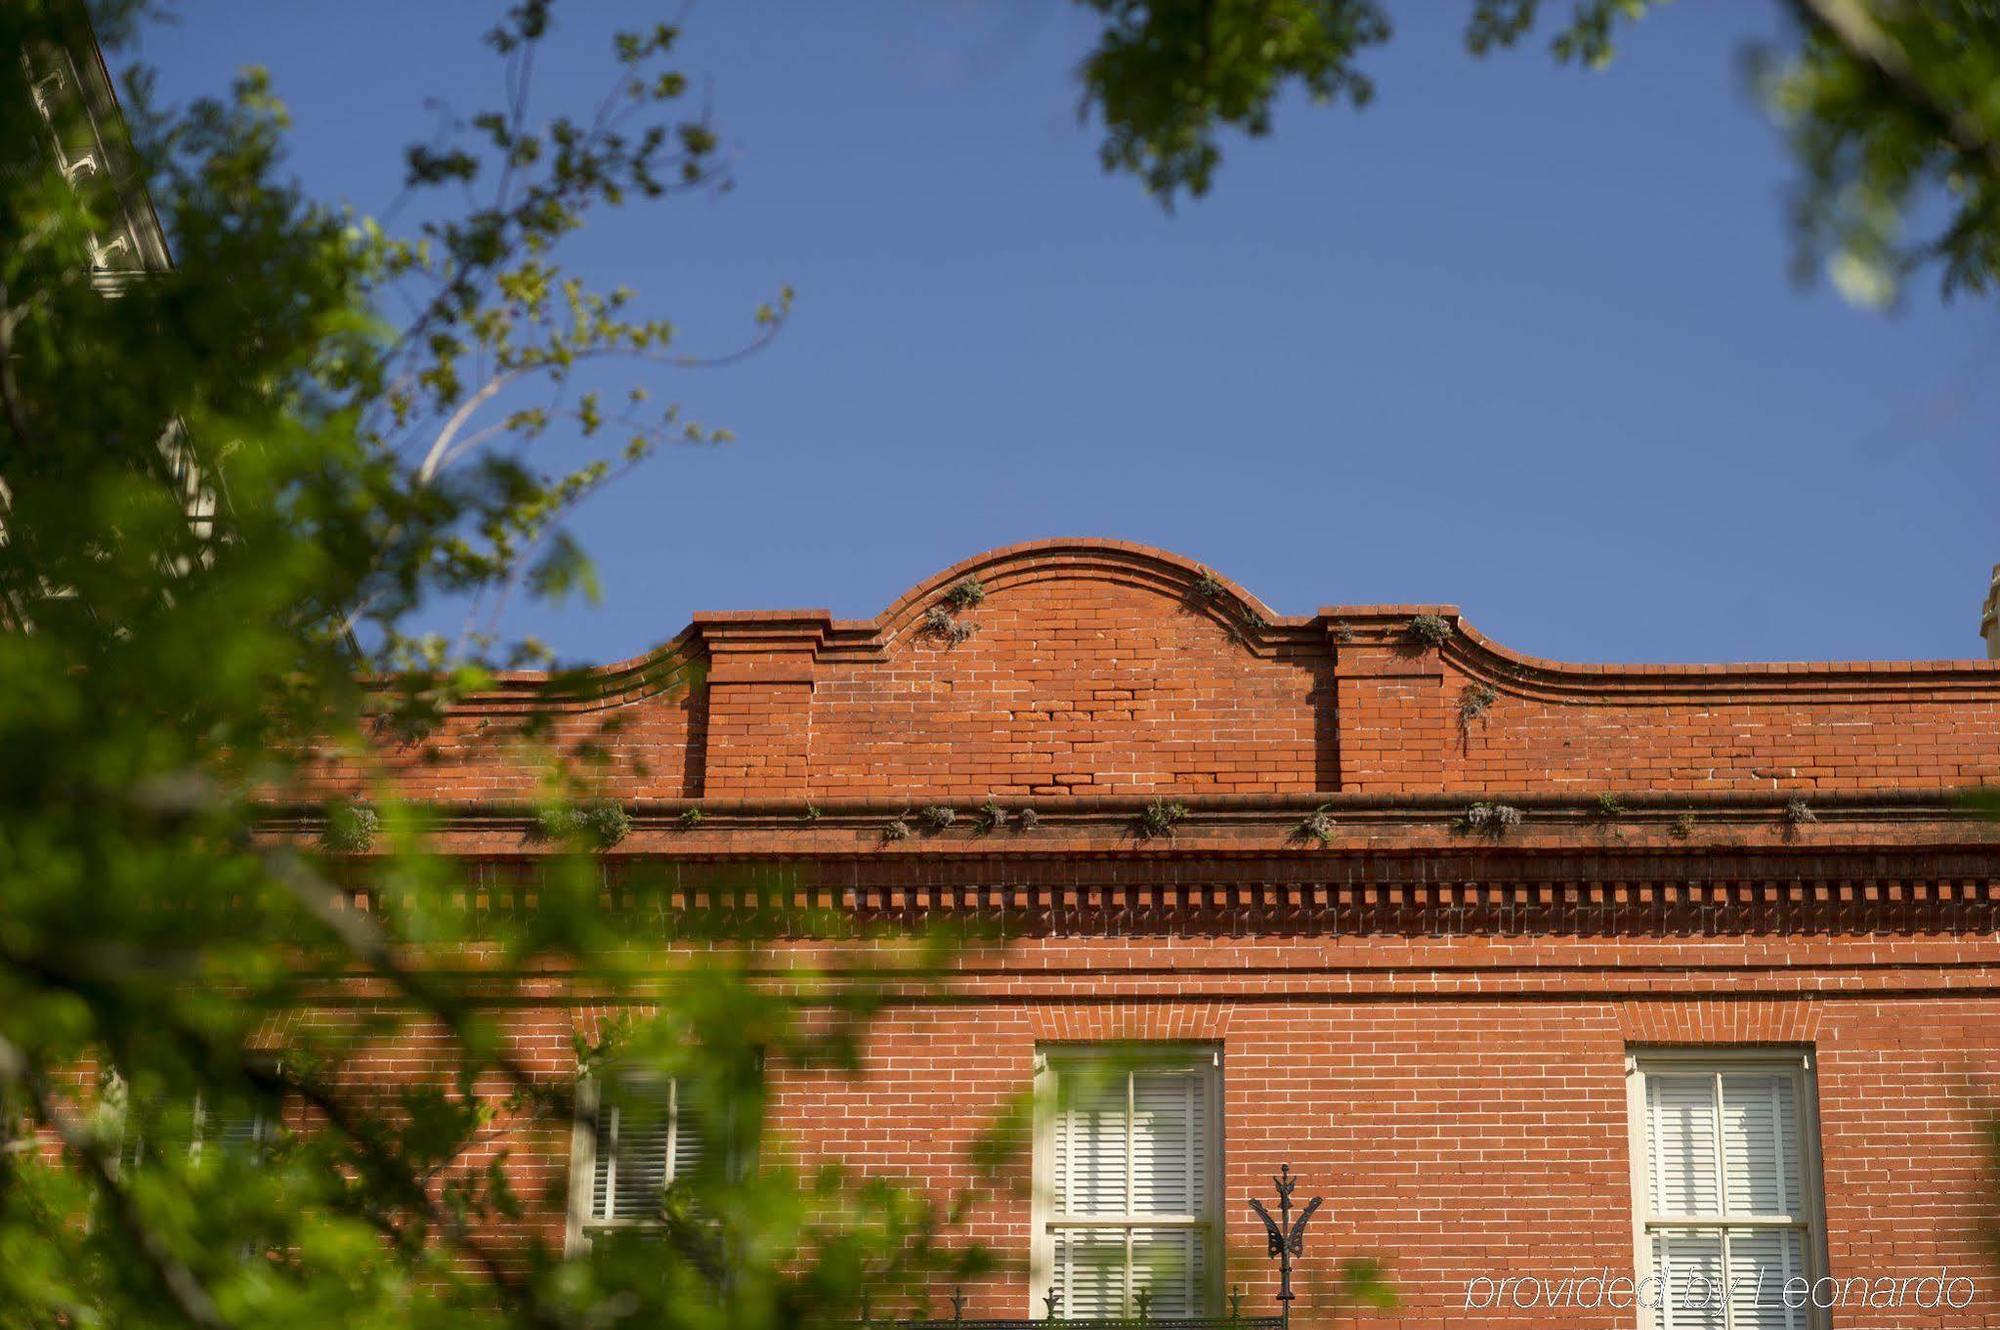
xmin=311 ymin=540 xmax=2000 ymax=1328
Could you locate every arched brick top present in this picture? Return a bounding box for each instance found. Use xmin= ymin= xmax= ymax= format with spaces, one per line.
xmin=1028 ymin=1001 xmax=1234 ymax=1044
xmin=798 ymin=541 xmax=1337 ymax=797
xmin=1615 ymin=1000 xmax=1824 ymax=1045
xmin=866 ymin=539 xmax=1299 ymax=653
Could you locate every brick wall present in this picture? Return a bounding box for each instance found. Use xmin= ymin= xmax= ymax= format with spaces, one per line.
xmin=291 ymin=540 xmax=2000 ymax=1327
xmin=348 ymin=923 xmax=2000 ymax=1328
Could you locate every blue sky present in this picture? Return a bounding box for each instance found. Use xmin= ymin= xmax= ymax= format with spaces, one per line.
xmin=124 ymin=2 xmax=2000 ymax=666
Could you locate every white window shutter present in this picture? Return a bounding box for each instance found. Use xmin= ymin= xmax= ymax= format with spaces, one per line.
xmin=1724 ymin=1227 xmax=1807 ymax=1330
xmin=1131 ymin=1072 xmax=1201 ymax=1215
xmin=1131 ymin=1226 xmax=1203 ymax=1317
xmin=1131 ymin=1070 xmax=1207 ymax=1315
xmin=1647 ymin=1074 xmax=1721 ymax=1217
xmin=1056 ymin=1073 xmax=1129 ymax=1217
xmin=1649 ymin=1230 xmax=1725 ymax=1330
xmin=1053 ymin=1228 xmax=1127 ymax=1317
xmin=1719 ymin=1073 xmax=1800 ymax=1217
xmin=591 ymin=1073 xmax=675 ymax=1222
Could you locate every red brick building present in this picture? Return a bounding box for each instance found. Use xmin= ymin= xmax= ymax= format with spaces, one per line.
xmin=343 ymin=539 xmax=2000 ymax=1330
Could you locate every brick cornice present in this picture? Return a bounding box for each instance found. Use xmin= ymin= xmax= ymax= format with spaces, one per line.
xmin=308 ymin=845 xmax=2000 ymax=945
xmin=270 ymin=788 xmax=2000 ymax=840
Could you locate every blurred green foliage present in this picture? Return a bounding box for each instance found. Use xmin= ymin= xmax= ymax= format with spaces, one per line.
xmin=1075 ymin=0 xmax=2000 ymax=305
xmin=0 ymin=4 xmax=1001 ymax=1329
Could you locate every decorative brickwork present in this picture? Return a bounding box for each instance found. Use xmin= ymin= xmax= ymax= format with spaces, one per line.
xmin=330 ymin=539 xmax=2000 ymax=813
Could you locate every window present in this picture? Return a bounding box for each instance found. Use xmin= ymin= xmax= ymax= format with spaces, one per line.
xmin=1627 ymin=1051 xmax=1825 ymax=1330
xmin=109 ymin=1076 xmax=272 ymax=1171
xmin=568 ymin=1069 xmax=706 ymax=1248
xmin=1034 ymin=1047 xmax=1220 ymax=1318
xmin=190 ymin=1092 xmax=271 ymax=1161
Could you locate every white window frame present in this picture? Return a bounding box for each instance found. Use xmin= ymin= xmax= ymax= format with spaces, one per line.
xmin=1625 ymin=1048 xmax=1830 ymax=1330
xmin=566 ymin=1068 xmax=699 ymax=1254
xmin=1030 ymin=1044 xmax=1223 ymax=1319
xmin=187 ymin=1088 xmax=273 ymax=1161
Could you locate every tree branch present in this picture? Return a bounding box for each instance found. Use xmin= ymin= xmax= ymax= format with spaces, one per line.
xmin=0 ymin=1033 xmax=227 ymax=1330
xmin=242 ymin=1062 xmax=571 ymax=1330
xmin=1788 ymin=0 xmax=2000 ymax=178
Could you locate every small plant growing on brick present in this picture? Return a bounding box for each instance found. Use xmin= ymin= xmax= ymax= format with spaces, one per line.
xmin=538 ymin=800 xmax=631 ymax=848
xmin=1456 ymin=801 xmax=1523 ymax=837
xmin=1137 ymin=798 xmax=1188 ymax=839
xmin=1296 ymin=805 xmax=1337 ymax=846
xmin=1593 ymin=792 xmax=1626 ymax=819
xmin=583 ymin=801 xmax=633 ymax=847
xmin=921 ymin=606 xmax=976 ymax=645
xmin=1406 ymin=614 xmax=1453 ymax=647
xmin=677 ymin=806 xmax=703 ymax=831
xmin=802 ymin=804 xmax=821 ymax=823
xmin=535 ymin=805 xmax=575 ymax=842
xmin=920 ymin=805 xmax=957 ymax=832
xmin=1192 ymin=568 xmax=1225 ymax=600
xmin=1017 ymin=807 xmax=1039 ymax=831
xmin=942 ymin=575 xmax=986 ymax=610
xmin=882 ymin=816 xmax=911 ymax=842
xmin=1459 ymin=683 xmax=1498 ymax=723
xmin=1332 ymin=621 xmax=1356 ymax=644
xmin=1670 ymin=812 xmax=1697 ymax=840
xmin=321 ymin=799 xmax=379 ymax=854
xmin=1784 ymin=798 xmax=1816 ymax=827
xmin=974 ymin=799 xmax=1008 ymax=833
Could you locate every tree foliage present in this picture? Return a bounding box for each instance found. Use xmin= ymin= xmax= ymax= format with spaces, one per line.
xmin=0 ymin=4 xmax=990 ymax=1330
xmin=1075 ymin=0 xmax=2000 ymax=303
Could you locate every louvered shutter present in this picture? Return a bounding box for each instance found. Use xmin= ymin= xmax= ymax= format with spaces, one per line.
xmin=590 ymin=1073 xmax=673 ymax=1222
xmin=1720 ymin=1073 xmax=1800 ymax=1217
xmin=1056 ymin=1072 xmax=1129 ymax=1218
xmin=671 ymin=1090 xmax=705 ymax=1183
xmin=1053 ymin=1229 xmax=1128 ymax=1318
xmin=1130 ymin=1227 xmax=1204 ymax=1318
xmin=588 ymin=1073 xmax=704 ymax=1224
xmin=1131 ymin=1072 xmax=1206 ymax=1316
xmin=1648 ymin=1231 xmax=1725 ymax=1330
xmin=1648 ymin=1074 xmax=1721 ymax=1217
xmin=1724 ymin=1228 xmax=1807 ymax=1330
xmin=1131 ymin=1073 xmax=1200 ymax=1215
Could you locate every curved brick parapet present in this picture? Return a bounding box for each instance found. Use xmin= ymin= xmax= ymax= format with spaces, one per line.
xmin=325 ymin=539 xmax=2000 ymax=814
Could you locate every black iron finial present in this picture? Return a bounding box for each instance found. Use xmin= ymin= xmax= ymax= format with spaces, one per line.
xmin=1248 ymin=1163 xmax=1323 ymax=1330
xmin=1229 ymin=1285 xmax=1245 ymax=1321
xmin=951 ymin=1289 xmax=967 ymax=1323
xmin=1134 ymin=1288 xmax=1152 ymax=1322
xmin=859 ymin=1292 xmax=872 ymax=1326
xmin=1042 ymin=1289 xmax=1062 ymax=1321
